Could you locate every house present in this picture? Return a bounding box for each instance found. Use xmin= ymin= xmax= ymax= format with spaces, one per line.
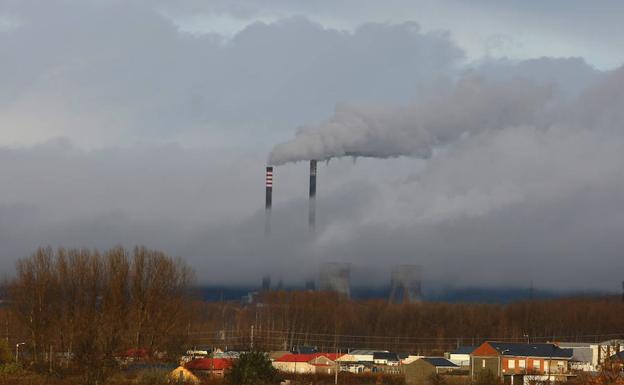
xmin=214 ymin=351 xmax=243 ymax=359
xmin=373 ymin=352 xmax=401 ymax=366
xmin=336 ymin=351 xmax=376 ymax=373
xmin=269 ymin=351 xmax=291 ymax=361
xmin=272 ymin=353 xmax=342 ymax=374
xmin=402 ymin=355 xmax=423 ymax=365
xmin=471 ymin=342 xmax=573 ymax=384
xmin=346 ymin=349 xmax=385 ymax=363
xmin=404 ymin=357 xmax=465 ymax=385
xmin=115 ymin=348 xmax=154 ymax=366
xmin=182 ymin=347 xmax=210 ymax=363
xmin=339 ymin=362 xmax=370 ymax=374
xmin=448 ymin=346 xmax=476 ymax=367
xmin=557 ymin=340 xmax=624 ymax=372
xmin=292 ymin=346 xmax=319 ymax=354
xmin=595 ymin=340 xmax=624 ymax=369
xmin=607 ymin=350 xmax=624 ymax=370
xmin=556 ymin=342 xmax=597 ymax=372
xmin=184 ymin=357 xmax=233 ymax=377
xmin=170 ymin=365 xmax=201 ymax=384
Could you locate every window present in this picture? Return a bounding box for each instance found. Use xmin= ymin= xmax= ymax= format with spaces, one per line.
xmin=519 ymin=360 xmax=526 ymax=368
xmin=482 ymin=360 xmax=486 ymax=368
xmin=533 ymin=360 xmax=541 ymax=369
xmin=508 ymin=359 xmax=515 ymax=369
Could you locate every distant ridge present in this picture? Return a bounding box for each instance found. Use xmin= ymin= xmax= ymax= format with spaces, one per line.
xmin=195 ymin=285 xmax=610 ymax=303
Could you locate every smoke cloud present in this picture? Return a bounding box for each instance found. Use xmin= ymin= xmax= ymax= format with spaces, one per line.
xmin=269 ymin=76 xmax=554 ymax=164
xmin=2 ymin=0 xmax=624 ymax=292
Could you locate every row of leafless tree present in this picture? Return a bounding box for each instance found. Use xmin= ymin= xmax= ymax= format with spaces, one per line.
xmin=190 ymin=291 xmax=624 ymax=354
xmin=6 ymin=246 xmax=194 ymax=372
xmin=4 ymin=246 xmax=624 ymax=373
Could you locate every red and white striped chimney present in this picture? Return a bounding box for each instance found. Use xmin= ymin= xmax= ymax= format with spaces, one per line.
xmin=265 ymin=166 xmax=273 ymax=235
xmin=265 ymin=166 xmax=273 ymax=210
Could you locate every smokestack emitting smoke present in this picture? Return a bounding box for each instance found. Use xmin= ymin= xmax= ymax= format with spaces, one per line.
xmin=309 ymin=160 xmax=317 ymax=231
xmin=268 ymin=76 xmax=553 ymax=165
xmin=265 ymin=166 xmax=273 ymax=234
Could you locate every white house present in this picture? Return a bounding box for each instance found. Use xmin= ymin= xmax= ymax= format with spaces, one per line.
xmin=448 ymin=346 xmax=476 ymax=367
xmin=557 ymin=340 xmax=624 ymax=372
xmin=272 ymin=353 xmax=341 ymax=374
xmin=347 ymin=350 xmax=384 ymax=363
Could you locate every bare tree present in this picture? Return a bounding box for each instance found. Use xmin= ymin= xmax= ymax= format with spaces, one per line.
xmin=8 ymin=246 xmax=195 ymax=382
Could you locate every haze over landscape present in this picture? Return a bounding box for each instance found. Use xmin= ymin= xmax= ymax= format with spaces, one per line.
xmin=2 ymin=0 xmax=624 ymax=292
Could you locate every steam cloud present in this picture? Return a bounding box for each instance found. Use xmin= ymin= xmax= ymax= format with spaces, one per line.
xmin=3 ymin=0 xmax=624 ymax=291
xmin=269 ymin=75 xmax=554 ymax=165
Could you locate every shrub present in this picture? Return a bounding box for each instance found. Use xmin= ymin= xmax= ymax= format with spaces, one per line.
xmin=0 ymin=341 xmax=12 ymax=365
xmin=225 ymin=352 xmax=279 ymax=385
xmin=134 ymin=369 xmax=170 ymax=385
xmin=0 ymin=363 xmax=24 ymax=376
xmin=472 ymin=370 xmax=500 ymax=385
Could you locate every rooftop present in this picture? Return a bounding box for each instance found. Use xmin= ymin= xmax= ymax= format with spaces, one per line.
xmin=423 ymin=357 xmax=460 ymax=368
xmin=452 ymin=346 xmax=477 ymax=355
xmin=373 ymin=352 xmax=400 ymax=361
xmin=486 ymin=342 xmax=573 ymax=359
xmin=275 ymin=353 xmax=342 ymax=363
xmin=185 ymin=358 xmax=233 ymax=371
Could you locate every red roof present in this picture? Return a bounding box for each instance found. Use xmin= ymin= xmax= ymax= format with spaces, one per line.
xmin=186 ymin=358 xmax=233 ymax=371
xmin=120 ymin=348 xmax=150 ymax=358
xmin=275 ymin=353 xmax=343 ymax=363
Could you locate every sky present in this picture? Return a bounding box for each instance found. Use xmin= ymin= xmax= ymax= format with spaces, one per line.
xmin=1 ymin=0 xmax=623 ymax=291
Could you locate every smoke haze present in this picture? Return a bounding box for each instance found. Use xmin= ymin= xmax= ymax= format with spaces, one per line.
xmin=1 ymin=0 xmax=623 ymax=292
xmin=269 ymin=75 xmax=555 ymax=164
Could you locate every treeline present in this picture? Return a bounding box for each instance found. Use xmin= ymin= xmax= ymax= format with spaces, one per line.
xmin=193 ymin=291 xmax=624 ymax=353
xmin=4 ymin=246 xmax=194 ymax=380
xmin=3 ymin=246 xmax=624 ymax=381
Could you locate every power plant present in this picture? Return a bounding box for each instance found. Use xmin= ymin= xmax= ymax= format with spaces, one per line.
xmin=389 ymin=264 xmax=422 ymax=304
xmin=319 ymin=262 xmax=351 ymax=298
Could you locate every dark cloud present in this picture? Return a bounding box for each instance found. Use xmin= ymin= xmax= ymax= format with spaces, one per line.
xmin=0 ymin=0 xmax=623 ymax=292
xmin=0 ymin=2 xmax=463 ymax=147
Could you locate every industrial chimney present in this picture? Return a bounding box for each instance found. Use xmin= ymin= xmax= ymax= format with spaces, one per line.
xmin=309 ymin=160 xmax=317 ymax=231
xmin=265 ymin=166 xmax=273 ymax=234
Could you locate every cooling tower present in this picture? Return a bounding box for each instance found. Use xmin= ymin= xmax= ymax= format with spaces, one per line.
xmin=304 ymin=279 xmax=316 ymax=291
xmin=319 ymin=262 xmax=351 ymax=298
xmin=308 ymin=160 xmax=317 ymax=232
xmin=389 ymin=265 xmax=422 ymax=304
xmin=262 ymin=275 xmax=271 ymax=291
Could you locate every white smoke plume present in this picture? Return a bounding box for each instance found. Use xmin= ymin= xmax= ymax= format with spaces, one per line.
xmin=269 ymin=75 xmax=555 ymax=165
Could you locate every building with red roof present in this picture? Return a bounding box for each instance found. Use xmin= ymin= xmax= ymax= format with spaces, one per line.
xmin=184 ymin=357 xmax=233 ymax=377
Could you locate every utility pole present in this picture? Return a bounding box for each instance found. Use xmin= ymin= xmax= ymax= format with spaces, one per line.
xmin=250 ymin=325 xmax=254 ymax=351
xmin=334 ymin=349 xmax=339 ymax=385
